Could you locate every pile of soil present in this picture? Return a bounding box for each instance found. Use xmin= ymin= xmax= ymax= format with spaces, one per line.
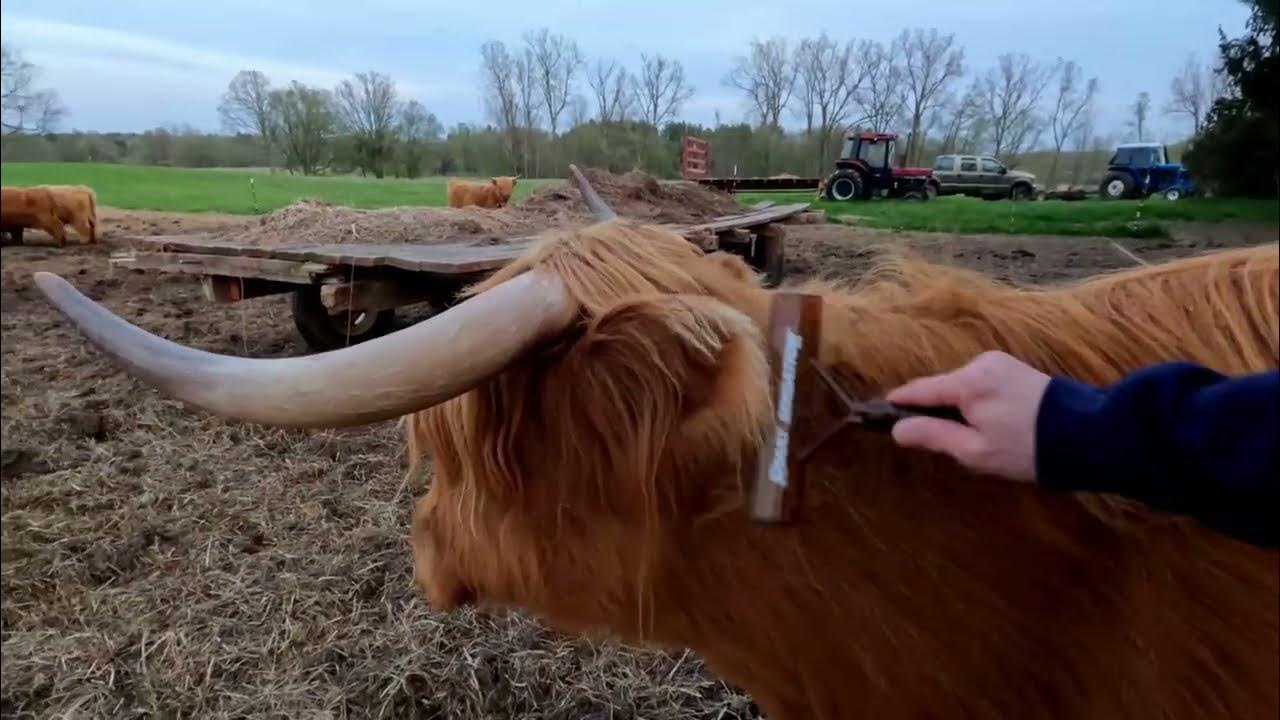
xmin=520 ymin=168 xmax=744 ymax=225
xmin=220 ymin=168 xmax=746 ymax=248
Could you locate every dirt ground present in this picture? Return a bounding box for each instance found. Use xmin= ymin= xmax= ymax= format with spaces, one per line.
xmin=1 ymin=201 xmax=1273 ymax=718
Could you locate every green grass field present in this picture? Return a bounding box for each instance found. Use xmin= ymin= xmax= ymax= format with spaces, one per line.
xmin=0 ymin=163 xmax=557 ymax=214
xmin=3 ymin=163 xmax=1276 ymax=239
xmin=736 ymin=191 xmax=1279 ymax=239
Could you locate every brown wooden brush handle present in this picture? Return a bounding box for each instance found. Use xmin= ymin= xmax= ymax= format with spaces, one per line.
xmin=854 ymin=398 xmax=966 ymax=433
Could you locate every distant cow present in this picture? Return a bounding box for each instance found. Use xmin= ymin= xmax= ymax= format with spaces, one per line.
xmin=32 ymin=168 xmax=1280 ymax=720
xmin=446 ymin=176 xmax=519 ymax=209
xmin=1 ymin=186 xmax=68 ymax=246
xmin=40 ymin=184 xmax=99 ymax=244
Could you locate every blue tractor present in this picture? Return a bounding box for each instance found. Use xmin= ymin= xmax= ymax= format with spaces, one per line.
xmin=1098 ymin=142 xmax=1197 ymax=201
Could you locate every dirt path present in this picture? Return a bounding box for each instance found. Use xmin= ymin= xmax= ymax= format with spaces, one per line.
xmin=783 ymin=220 xmax=1274 ymax=285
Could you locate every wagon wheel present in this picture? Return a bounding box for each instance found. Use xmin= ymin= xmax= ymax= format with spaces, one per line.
xmin=291 ymin=285 xmax=398 ymax=353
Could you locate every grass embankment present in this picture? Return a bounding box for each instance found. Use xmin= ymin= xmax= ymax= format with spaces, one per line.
xmin=0 ymin=163 xmax=555 ymax=214
xmin=736 ymin=191 xmax=1279 ymax=239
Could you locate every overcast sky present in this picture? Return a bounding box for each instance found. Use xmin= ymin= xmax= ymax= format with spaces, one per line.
xmin=0 ymin=0 xmax=1252 ymax=142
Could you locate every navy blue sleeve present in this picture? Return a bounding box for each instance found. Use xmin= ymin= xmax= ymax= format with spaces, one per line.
xmin=1035 ymin=362 xmax=1278 ymax=548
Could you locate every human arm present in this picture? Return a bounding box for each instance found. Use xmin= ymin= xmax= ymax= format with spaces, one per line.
xmin=887 ymin=352 xmax=1278 ymax=548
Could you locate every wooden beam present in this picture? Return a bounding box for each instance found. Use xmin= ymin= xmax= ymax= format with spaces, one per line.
xmin=201 ymin=276 xmax=298 ymax=303
xmin=786 ymin=210 xmax=826 ymax=224
xmin=112 ymin=250 xmax=333 ymax=285
xmin=716 ymin=228 xmax=753 ymax=245
xmin=753 ymin=223 xmax=786 ymax=288
xmin=319 ymin=279 xmax=439 ymax=314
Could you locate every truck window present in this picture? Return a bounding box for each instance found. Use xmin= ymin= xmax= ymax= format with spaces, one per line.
xmin=980 ymin=158 xmax=1002 ymax=173
xmin=934 ymin=156 xmax=955 ymax=171
xmin=960 ymin=158 xmax=978 ymax=172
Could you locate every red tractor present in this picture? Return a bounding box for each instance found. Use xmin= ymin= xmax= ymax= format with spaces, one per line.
xmin=822 ymin=132 xmax=939 ymax=201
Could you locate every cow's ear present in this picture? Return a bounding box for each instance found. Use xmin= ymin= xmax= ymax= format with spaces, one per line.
xmin=490 ymin=178 xmax=498 ymax=185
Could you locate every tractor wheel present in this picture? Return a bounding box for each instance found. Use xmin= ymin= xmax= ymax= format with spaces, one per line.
xmin=824 ymin=170 xmax=864 ymax=202
xmin=1163 ymin=187 xmax=1183 ymax=201
xmin=925 ymin=184 xmax=938 ymax=200
xmin=1099 ymin=173 xmax=1133 ymax=200
xmin=1009 ymin=183 xmax=1032 ymax=201
xmin=292 ymin=285 xmax=398 ymax=353
xmin=902 ymin=189 xmax=927 ymax=201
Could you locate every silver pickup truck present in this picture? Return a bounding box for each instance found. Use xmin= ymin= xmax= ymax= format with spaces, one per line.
xmin=931 ymin=154 xmax=1038 ymax=200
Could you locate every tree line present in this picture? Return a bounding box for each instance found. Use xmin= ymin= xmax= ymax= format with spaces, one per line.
xmin=3 ymin=10 xmax=1274 ymax=196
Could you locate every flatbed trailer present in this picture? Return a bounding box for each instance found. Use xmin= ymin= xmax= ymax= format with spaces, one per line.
xmin=694 ymin=177 xmax=822 ymax=193
xmin=110 ymin=202 xmax=808 ymax=352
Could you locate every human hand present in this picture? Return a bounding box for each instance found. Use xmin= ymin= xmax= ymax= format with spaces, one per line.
xmin=886 ymin=351 xmax=1051 ymax=482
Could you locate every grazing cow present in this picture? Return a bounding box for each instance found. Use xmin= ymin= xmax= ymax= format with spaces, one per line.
xmin=446 ymin=176 xmax=519 ymax=209
xmin=32 ymin=168 xmax=1279 ymax=720
xmin=39 ymin=184 xmax=99 ymax=243
xmin=1 ymin=186 xmax=68 ymax=246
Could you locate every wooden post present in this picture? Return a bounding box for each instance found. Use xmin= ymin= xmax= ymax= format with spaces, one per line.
xmin=752 ymin=224 xmax=786 ymax=289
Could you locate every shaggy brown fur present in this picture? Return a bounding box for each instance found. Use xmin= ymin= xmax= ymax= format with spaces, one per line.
xmin=446 ymin=176 xmax=518 ymax=209
xmin=409 ymin=221 xmax=1278 ymax=720
xmin=38 ymin=184 xmax=98 ymax=243
xmin=0 ymin=186 xmax=68 ymax=246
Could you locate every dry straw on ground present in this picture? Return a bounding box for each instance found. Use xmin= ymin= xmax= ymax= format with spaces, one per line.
xmin=222 ymin=169 xmax=746 ymax=248
xmin=3 ymin=171 xmax=1249 ymax=718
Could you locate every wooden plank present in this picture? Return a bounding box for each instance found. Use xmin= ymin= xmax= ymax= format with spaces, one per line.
xmin=116 ymin=203 xmax=807 ymax=278
xmin=123 ymin=238 xmax=539 ymax=275
xmin=786 ymin=210 xmax=827 ymax=224
xmin=202 ymin=276 xmax=297 ymax=302
xmin=716 ymin=228 xmax=752 ymax=245
xmin=112 ymin=250 xmax=334 ymax=284
xmin=319 ymin=279 xmax=439 ymax=314
xmin=268 ymin=239 xmax=541 ymax=274
xmin=682 ymin=203 xmax=810 ymax=234
xmin=124 ymin=235 xmax=282 ymax=259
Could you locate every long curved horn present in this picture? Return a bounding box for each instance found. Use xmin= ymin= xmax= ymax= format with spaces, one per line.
xmin=568 ymin=164 xmax=615 ymax=221
xmin=34 ymin=270 xmax=578 ymax=428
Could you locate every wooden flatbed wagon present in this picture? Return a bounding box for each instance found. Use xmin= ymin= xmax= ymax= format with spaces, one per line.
xmin=110 ymin=202 xmax=809 ymax=352
xmin=694 ymin=176 xmax=823 ymax=193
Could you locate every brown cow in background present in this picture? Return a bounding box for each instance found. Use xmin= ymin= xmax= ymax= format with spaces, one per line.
xmin=1 ymin=186 xmax=68 ymax=246
xmin=32 ymin=168 xmax=1280 ymax=720
xmin=446 ymin=176 xmax=518 ymax=209
xmin=41 ymin=184 xmax=99 ymax=244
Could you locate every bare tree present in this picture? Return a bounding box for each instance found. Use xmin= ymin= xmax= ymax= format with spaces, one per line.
xmin=1 ymin=45 xmax=65 ymax=135
xmin=1047 ymin=60 xmax=1098 ymax=186
xmin=397 ymin=100 xmax=441 ymax=178
xmin=267 ymin=82 xmax=337 ymax=175
xmin=979 ymin=53 xmax=1053 ymax=162
xmin=515 ymin=48 xmax=542 ymax=175
xmin=524 ymin=28 xmax=582 ymax=137
xmin=893 ymin=28 xmax=964 ymax=165
xmin=1129 ymin=91 xmax=1151 ymax=141
xmin=725 ymin=37 xmax=796 ymax=128
xmin=937 ymin=79 xmax=986 ymax=154
xmin=588 ymin=60 xmax=634 ymax=123
xmin=218 ymin=70 xmax=272 ymax=140
xmin=334 ymin=71 xmax=400 ymax=178
xmin=1164 ymin=55 xmax=1215 ymax=136
xmin=1069 ymin=112 xmax=1097 ymax=185
xmin=568 ymin=95 xmax=590 ymax=129
xmin=480 ymin=41 xmax=521 ymax=166
xmin=794 ymin=34 xmax=870 ymax=172
xmin=632 ymin=53 xmax=694 ymax=128
xmin=859 ymin=41 xmax=907 ymax=133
